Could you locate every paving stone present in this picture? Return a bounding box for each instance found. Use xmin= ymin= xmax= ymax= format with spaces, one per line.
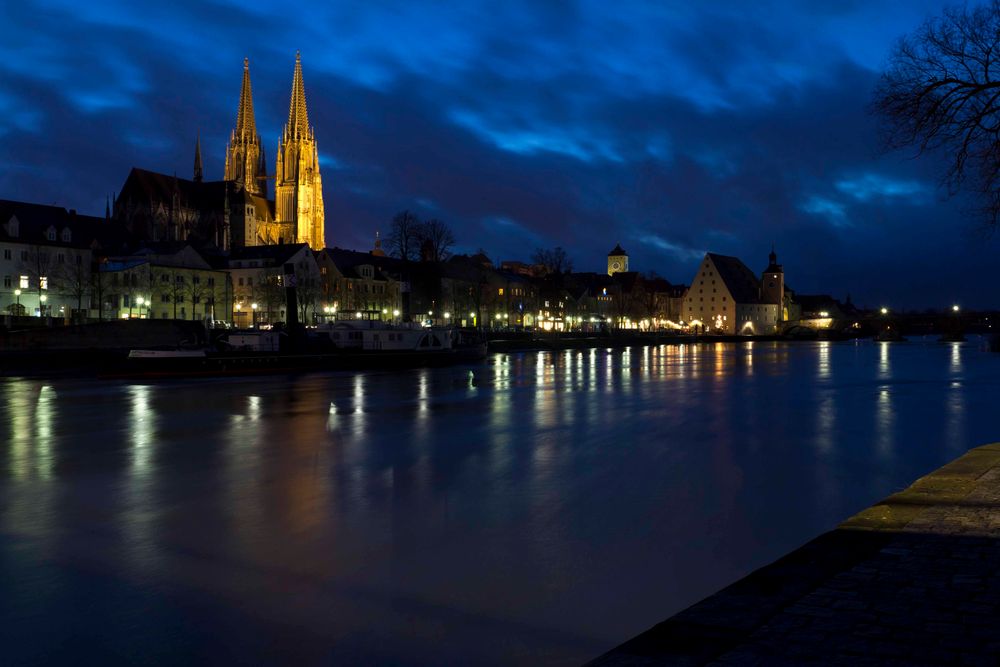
xmin=588 ymin=444 xmax=1000 ymax=666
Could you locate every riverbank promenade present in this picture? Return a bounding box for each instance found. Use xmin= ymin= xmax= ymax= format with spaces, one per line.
xmin=591 ymin=443 xmax=1000 ymax=665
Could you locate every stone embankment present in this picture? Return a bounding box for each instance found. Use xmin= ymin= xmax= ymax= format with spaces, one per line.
xmin=590 ymin=443 xmax=1000 ymax=665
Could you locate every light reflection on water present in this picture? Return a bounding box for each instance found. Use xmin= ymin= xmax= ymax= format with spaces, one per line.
xmin=2 ymin=340 xmax=1000 ymax=665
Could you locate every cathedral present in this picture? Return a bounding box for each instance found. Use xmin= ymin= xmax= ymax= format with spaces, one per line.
xmin=113 ymin=53 xmax=326 ymax=251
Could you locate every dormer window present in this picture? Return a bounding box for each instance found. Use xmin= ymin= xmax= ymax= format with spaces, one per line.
xmin=61 ymin=228 xmax=72 ymax=243
xmin=46 ymin=226 xmax=57 ymax=241
xmin=7 ymin=216 xmax=19 ymax=238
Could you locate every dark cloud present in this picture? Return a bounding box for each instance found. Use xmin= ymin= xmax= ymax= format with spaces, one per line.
xmin=0 ymin=0 xmax=992 ymax=307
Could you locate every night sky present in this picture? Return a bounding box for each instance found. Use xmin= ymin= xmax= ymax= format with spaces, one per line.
xmin=1 ymin=1 xmax=993 ymax=308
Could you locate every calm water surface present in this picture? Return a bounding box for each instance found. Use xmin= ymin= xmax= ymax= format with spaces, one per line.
xmin=2 ymin=340 xmax=1000 ymax=665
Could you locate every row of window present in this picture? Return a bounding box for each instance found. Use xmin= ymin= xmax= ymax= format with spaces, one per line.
xmin=112 ymin=295 xmax=216 ymax=308
xmin=4 ymin=275 xmax=45 ymax=289
xmin=2 ymin=249 xmax=79 ymax=265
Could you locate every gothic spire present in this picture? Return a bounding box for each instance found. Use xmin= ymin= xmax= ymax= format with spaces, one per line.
xmin=193 ymin=134 xmax=203 ymax=182
xmin=286 ymin=51 xmax=310 ymax=138
xmin=235 ymin=57 xmax=257 ymax=140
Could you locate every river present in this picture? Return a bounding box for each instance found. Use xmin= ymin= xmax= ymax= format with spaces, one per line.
xmin=2 ymin=339 xmax=999 ymax=665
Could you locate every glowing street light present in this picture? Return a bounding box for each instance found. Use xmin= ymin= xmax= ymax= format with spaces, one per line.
xmin=880 ymin=307 xmax=888 ymax=315
xmin=952 ymin=304 xmax=961 ymax=312
xmin=443 ymin=312 xmax=451 ymax=319
xmin=392 ymin=309 xmax=400 ymax=317
xmin=251 ymin=302 xmax=258 ymax=328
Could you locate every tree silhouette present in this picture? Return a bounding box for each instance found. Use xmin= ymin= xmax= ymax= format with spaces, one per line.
xmin=873 ymin=1 xmax=1000 ymax=227
xmin=531 ymin=247 xmax=573 ymax=275
xmin=387 ymin=210 xmax=422 ymax=261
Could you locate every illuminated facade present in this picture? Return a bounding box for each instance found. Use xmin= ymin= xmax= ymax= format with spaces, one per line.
xmin=117 ymin=55 xmax=328 ymax=251
xmin=274 ymin=52 xmax=325 ymax=250
xmin=682 ymin=252 xmax=781 ymax=334
xmin=607 ymin=243 xmax=628 ymax=275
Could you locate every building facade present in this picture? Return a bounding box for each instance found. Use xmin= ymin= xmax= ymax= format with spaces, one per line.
xmin=682 ymin=252 xmax=781 ymax=334
xmin=0 ymin=201 xmax=98 ymax=320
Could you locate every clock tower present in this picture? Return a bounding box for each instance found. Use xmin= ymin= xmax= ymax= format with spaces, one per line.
xmin=607 ymin=243 xmax=628 ymax=276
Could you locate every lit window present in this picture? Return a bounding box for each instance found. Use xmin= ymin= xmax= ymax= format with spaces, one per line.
xmin=40 ymin=276 xmax=47 ymax=290
xmin=498 ymin=288 xmax=504 ymax=296
xmin=19 ymin=275 xmax=28 ymax=289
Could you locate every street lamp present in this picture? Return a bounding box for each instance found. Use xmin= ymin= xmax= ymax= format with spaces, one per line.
xmin=39 ymin=293 xmax=47 ymax=317
xmin=251 ymin=302 xmax=258 ymax=328
xmin=952 ymin=304 xmax=960 ymax=312
xmin=444 ymin=312 xmax=451 ymax=319
xmin=137 ymin=296 xmax=145 ymax=319
xmin=14 ymin=288 xmax=21 ymax=313
xmin=880 ymin=307 xmax=888 ymax=315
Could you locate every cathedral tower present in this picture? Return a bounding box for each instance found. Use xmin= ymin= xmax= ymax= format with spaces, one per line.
xmin=224 ymin=57 xmax=264 ymax=197
xmin=275 ymin=51 xmax=325 ymax=249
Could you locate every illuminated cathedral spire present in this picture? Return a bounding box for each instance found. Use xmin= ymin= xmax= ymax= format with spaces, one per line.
xmin=224 ymin=57 xmax=263 ymax=196
xmin=275 ymin=51 xmax=325 ymax=249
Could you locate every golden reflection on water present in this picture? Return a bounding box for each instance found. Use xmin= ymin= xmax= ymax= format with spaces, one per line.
xmin=946 ymin=343 xmax=966 ymax=454
xmin=878 ymin=341 xmax=891 ymax=379
xmin=4 ymin=382 xmax=55 ymax=480
xmin=818 ymin=341 xmax=831 ymax=381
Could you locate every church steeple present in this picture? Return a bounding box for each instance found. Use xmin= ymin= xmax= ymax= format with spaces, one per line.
xmin=193 ymin=134 xmax=203 ymax=182
xmin=236 ymin=57 xmax=257 ymax=139
xmin=275 ymin=51 xmax=325 ymax=249
xmin=224 ymin=57 xmax=263 ymax=196
xmin=287 ymin=51 xmax=310 ymax=140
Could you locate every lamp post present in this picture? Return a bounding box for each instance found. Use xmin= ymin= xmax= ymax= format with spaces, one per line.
xmin=251 ymin=302 xmax=258 ymax=329
xmin=14 ymin=288 xmax=21 ymax=315
xmin=136 ymin=296 xmax=145 ymax=319
xmin=39 ymin=293 xmax=47 ymax=317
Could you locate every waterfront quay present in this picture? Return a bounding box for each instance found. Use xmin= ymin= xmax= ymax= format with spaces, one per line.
xmin=592 ymin=443 xmax=1000 ymax=666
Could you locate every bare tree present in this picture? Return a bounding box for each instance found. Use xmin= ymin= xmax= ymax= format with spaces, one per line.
xmin=873 ymin=1 xmax=1000 ymax=227
xmin=387 ymin=210 xmax=422 ymax=261
xmin=185 ymin=275 xmax=210 ymax=321
xmin=18 ymin=245 xmax=54 ymax=314
xmin=415 ymin=218 xmax=456 ymax=262
xmin=296 ymin=269 xmax=320 ymax=323
xmin=531 ymin=247 xmax=574 ymax=275
xmin=53 ymin=255 xmax=91 ymax=319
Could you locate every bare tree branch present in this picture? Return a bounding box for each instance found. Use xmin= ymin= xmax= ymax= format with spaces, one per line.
xmin=873 ymin=1 xmax=1000 ymax=228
